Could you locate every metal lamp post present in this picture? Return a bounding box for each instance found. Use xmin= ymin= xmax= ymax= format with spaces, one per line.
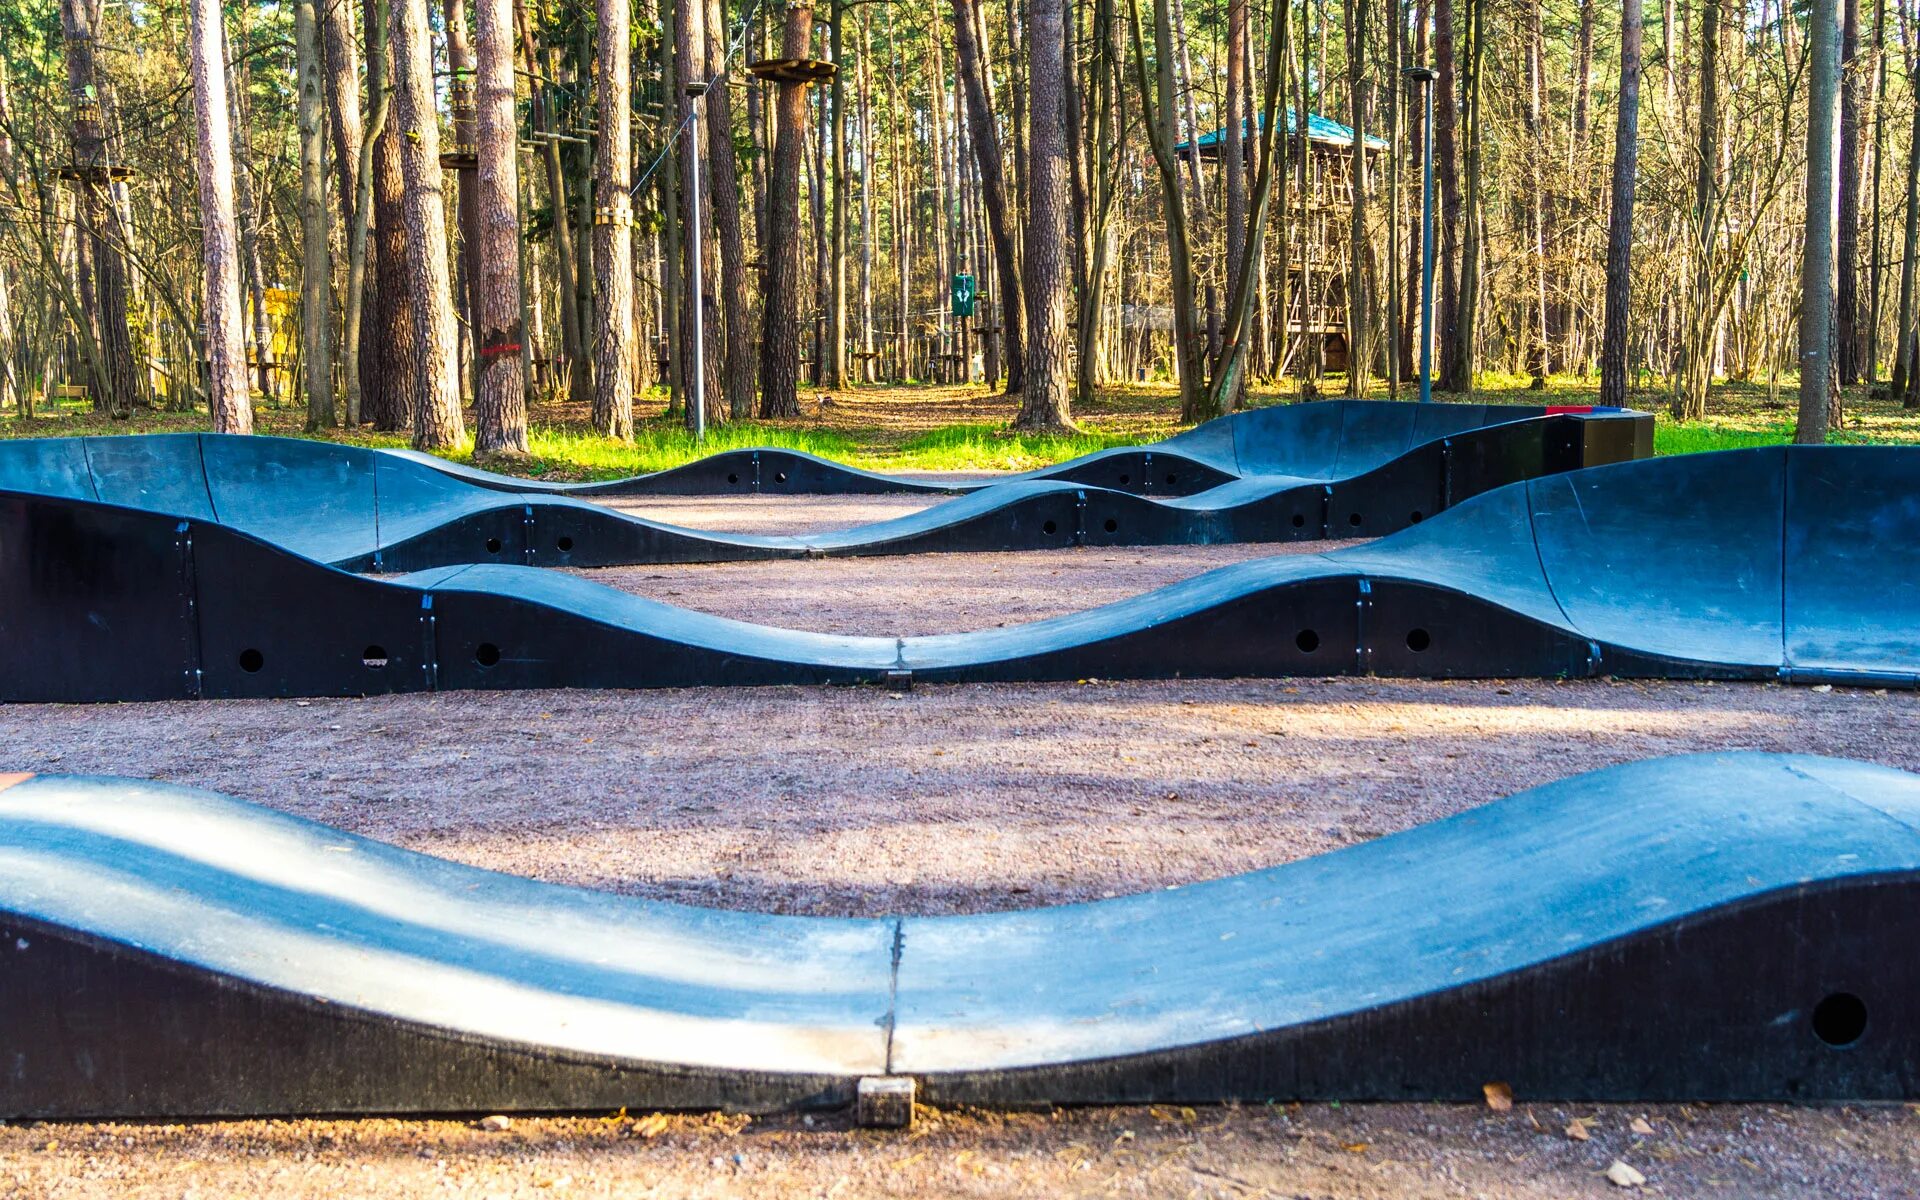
xmin=685 ymin=81 xmax=708 ymax=444
xmin=1403 ymin=66 xmax=1437 ymax=404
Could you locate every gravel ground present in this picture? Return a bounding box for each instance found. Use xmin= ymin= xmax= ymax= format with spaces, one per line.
xmin=567 ymin=542 xmax=1307 ymax=633
xmin=593 ymin=493 xmax=944 ymax=536
xmin=2 ymin=524 xmax=1917 ymax=1198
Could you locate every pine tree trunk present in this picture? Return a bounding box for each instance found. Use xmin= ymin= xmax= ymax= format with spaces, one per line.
xmin=1344 ymin=0 xmax=1371 ymax=396
xmin=472 ymin=0 xmax=528 ymax=454
xmin=1866 ymin=0 xmax=1887 ymax=386
xmin=1597 ymin=0 xmax=1643 ymax=407
xmin=445 ymin=0 xmax=480 ymax=405
xmin=0 ymin=63 xmax=15 ymax=412
xmin=824 ymin=0 xmax=848 ymax=388
xmin=321 ymin=0 xmax=363 ymax=229
xmin=364 ymin=0 xmax=417 ymax=432
xmin=592 ymin=0 xmax=636 ymax=438
xmin=186 ymin=0 xmax=251 ymax=433
xmin=1836 ymin=0 xmax=1862 ymax=383
xmin=295 ymin=0 xmax=334 ymax=429
xmin=1799 ymin=0 xmax=1841 ymax=441
xmin=953 ymin=0 xmax=1027 ymax=391
xmin=342 ymin=0 xmax=387 ymax=426
xmin=389 ymin=0 xmax=464 ymax=448
xmin=706 ymin=0 xmax=756 ymax=418
xmin=1018 ymin=0 xmax=1072 ymax=428
xmin=60 ymin=0 xmax=141 ymax=415
xmin=223 ymin=24 xmax=274 ymax=404
xmin=1223 ymin=0 xmax=1248 ymax=401
xmin=520 ymin=3 xmax=589 ymax=408
xmin=1893 ymin=22 xmax=1920 ymax=401
xmin=1443 ymin=0 xmax=1484 ymax=393
xmin=1674 ymin=0 xmax=1721 ymax=420
xmin=1432 ymin=0 xmax=1461 ymax=384
xmin=758 ymin=2 xmax=814 ymax=417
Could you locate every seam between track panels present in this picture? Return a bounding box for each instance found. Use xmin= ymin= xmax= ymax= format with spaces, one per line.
xmin=193 ymin=435 xmax=219 ymax=525
xmin=883 ymin=917 xmax=904 ymax=1074
xmin=1778 ymin=448 xmax=1791 ymax=678
xmin=1522 ymin=477 xmax=1594 ymax=672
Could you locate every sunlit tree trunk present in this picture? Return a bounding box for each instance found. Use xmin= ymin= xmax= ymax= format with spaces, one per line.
xmin=519 ymin=0 xmax=588 ymax=408
xmin=472 ymin=0 xmax=528 ymax=454
xmin=295 ymin=0 xmax=334 ymax=429
xmin=1894 ymin=17 xmax=1920 ymax=402
xmin=1836 ymin=0 xmax=1863 ymax=383
xmin=1223 ymin=0 xmax=1248 ymax=406
xmin=1798 ymin=0 xmax=1840 ymax=442
xmin=1432 ymin=0 xmax=1462 ymax=384
xmin=1344 ymin=0 xmax=1371 ymax=396
xmin=445 ymin=0 xmax=480 ymax=404
xmin=758 ymin=1 xmax=814 ymax=417
xmin=1017 ymin=0 xmax=1072 ymax=428
xmin=0 ymin=62 xmax=20 ymax=412
xmin=187 ymin=0 xmax=251 ymax=433
xmin=389 ymin=0 xmax=464 ymax=448
xmin=1599 ymin=0 xmax=1643 ymax=408
xmin=223 ymin=21 xmax=273 ymax=404
xmin=706 ymin=0 xmax=756 ymax=418
xmin=1443 ymin=0 xmax=1484 ymax=393
xmin=590 ymin=0 xmax=635 ymax=439
xmin=364 ymin=0 xmax=416 ymax=431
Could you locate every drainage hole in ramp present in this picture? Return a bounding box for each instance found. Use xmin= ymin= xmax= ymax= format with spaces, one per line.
xmin=474 ymin=643 xmax=502 ymax=668
xmin=1813 ymin=992 xmax=1868 ymax=1047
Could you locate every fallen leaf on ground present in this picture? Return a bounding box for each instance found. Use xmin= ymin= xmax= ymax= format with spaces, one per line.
xmin=1629 ymin=1117 xmax=1655 ymax=1136
xmin=1483 ymin=1082 xmax=1514 ymax=1112
xmin=1606 ymin=1160 xmax=1647 ymax=1188
xmin=1565 ymin=1119 xmax=1591 ymax=1142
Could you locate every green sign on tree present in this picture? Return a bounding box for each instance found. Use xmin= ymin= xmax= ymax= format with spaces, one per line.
xmin=951 ymin=273 xmax=977 ymax=317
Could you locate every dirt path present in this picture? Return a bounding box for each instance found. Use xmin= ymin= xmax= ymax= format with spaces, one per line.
xmin=1 ymin=527 xmax=1916 ymax=1197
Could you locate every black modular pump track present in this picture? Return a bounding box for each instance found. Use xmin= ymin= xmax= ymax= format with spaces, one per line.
xmin=0 ymin=445 xmax=1912 ymax=703
xmin=2 ymin=752 xmax=1918 ymax=1118
xmin=0 ymin=400 xmax=1650 ymax=570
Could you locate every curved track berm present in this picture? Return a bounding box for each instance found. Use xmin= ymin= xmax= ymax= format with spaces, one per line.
xmin=383 ymin=399 xmax=1650 ymax=497
xmin=1 ymin=752 xmax=1916 ymax=1117
xmin=0 ymin=446 xmax=1911 ymax=702
xmin=0 ymin=401 xmax=1648 ymax=569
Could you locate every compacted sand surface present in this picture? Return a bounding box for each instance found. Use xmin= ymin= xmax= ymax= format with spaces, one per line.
xmin=2 ymin=523 xmax=1917 ymax=1198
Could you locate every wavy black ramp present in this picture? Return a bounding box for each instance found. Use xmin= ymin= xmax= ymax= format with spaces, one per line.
xmin=0 ymin=400 xmax=1647 ymax=568
xmin=0 ymin=446 xmax=1912 ymax=701
xmin=0 ymin=752 xmax=1915 ymax=1118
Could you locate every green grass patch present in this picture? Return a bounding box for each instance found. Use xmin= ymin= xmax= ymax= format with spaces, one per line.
xmin=1653 ymin=422 xmax=1793 ymax=456
xmin=869 ymin=423 xmax=1139 ymax=472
